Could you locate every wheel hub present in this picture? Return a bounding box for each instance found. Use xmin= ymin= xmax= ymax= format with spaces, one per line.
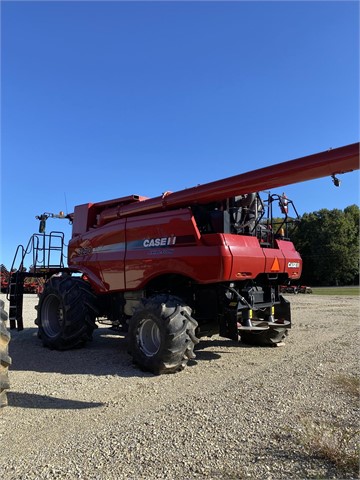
xmin=42 ymin=294 xmax=64 ymax=338
xmin=138 ymin=318 xmax=161 ymax=356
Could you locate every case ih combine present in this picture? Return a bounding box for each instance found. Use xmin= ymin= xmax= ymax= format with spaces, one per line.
xmin=6 ymin=142 xmax=359 ymax=375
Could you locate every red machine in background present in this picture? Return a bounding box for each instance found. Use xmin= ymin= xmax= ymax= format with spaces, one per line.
xmin=7 ymin=143 xmax=359 ymax=374
xmin=0 ymin=265 xmax=9 ymax=293
xmin=1 ymin=264 xmax=42 ymax=294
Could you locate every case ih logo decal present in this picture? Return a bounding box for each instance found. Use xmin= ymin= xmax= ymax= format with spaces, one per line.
xmin=288 ymin=262 xmax=300 ymax=268
xmin=143 ymin=236 xmax=177 ymax=247
xmin=75 ymin=246 xmax=93 ymax=256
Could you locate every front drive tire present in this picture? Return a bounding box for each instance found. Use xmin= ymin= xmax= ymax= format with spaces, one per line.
xmin=0 ymin=299 xmax=11 ymax=408
xmin=128 ymin=294 xmax=199 ymax=374
xmin=36 ymin=276 xmax=98 ymax=350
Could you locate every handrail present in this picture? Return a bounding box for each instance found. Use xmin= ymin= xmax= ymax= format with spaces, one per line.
xmin=9 ymin=231 xmax=67 ymax=274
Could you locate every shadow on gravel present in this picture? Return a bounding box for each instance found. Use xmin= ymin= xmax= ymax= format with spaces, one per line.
xmin=8 ymin=327 xmax=141 ymax=377
xmin=194 ymin=338 xmax=258 ymax=361
xmin=8 ymin=327 xmax=244 ymax=377
xmin=7 ymin=392 xmax=104 ymax=409
xmin=195 ymin=338 xmax=253 ymax=350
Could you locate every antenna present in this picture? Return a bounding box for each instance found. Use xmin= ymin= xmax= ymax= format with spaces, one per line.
xmin=64 ymin=192 xmax=69 ymax=214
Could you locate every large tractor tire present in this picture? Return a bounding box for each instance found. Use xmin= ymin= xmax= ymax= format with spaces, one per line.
xmin=128 ymin=294 xmax=199 ymax=374
xmin=36 ymin=275 xmax=98 ymax=350
xmin=0 ymin=299 xmax=11 ymax=408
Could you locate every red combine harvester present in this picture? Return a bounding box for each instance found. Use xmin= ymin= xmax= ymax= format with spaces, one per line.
xmin=7 ymin=143 xmax=359 ymax=374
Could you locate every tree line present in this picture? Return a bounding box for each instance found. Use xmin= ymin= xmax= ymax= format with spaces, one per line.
xmin=290 ymin=204 xmax=359 ymax=286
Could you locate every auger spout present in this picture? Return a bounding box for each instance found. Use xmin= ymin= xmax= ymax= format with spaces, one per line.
xmin=116 ymin=142 xmax=359 ymax=219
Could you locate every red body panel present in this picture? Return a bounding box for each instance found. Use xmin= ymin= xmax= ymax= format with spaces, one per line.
xmin=68 ymin=209 xmax=302 ymax=293
xmin=275 ymin=239 xmax=302 ymax=279
xmin=222 ymin=235 xmax=266 ymax=280
xmin=69 ymin=219 xmax=127 ymax=292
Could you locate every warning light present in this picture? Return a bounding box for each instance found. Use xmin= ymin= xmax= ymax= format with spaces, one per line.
xmin=280 ymin=193 xmax=288 ymax=214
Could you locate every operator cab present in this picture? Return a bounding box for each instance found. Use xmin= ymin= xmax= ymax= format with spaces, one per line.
xmin=192 ymin=191 xmax=300 ymax=248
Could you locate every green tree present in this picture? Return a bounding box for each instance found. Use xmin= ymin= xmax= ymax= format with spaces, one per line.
xmin=292 ymin=205 xmax=359 ymax=286
xmin=343 ymin=204 xmax=360 ymax=284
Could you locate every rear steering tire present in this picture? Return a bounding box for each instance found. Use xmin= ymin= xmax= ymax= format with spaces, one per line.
xmin=0 ymin=299 xmax=11 ymax=408
xmin=128 ymin=294 xmax=199 ymax=374
xmin=240 ymin=327 xmax=288 ymax=346
xmin=36 ymin=276 xmax=98 ymax=350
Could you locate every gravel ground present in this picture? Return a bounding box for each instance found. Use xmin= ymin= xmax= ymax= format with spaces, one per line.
xmin=0 ymin=292 xmax=359 ymax=480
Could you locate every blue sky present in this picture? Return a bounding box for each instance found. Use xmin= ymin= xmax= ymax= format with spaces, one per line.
xmin=1 ymin=0 xmax=359 ymax=270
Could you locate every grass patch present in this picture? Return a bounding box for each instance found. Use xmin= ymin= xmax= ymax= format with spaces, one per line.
xmin=312 ymin=287 xmax=360 ymax=296
xmin=296 ymin=374 xmax=360 ymax=477
xmin=298 ymin=420 xmax=359 ymax=477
